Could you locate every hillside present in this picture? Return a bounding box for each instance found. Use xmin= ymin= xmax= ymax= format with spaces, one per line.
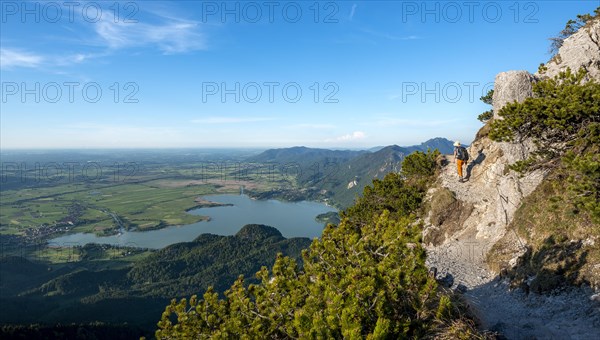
xmin=0 ymin=225 xmax=309 ymax=336
xmin=248 ymin=138 xmax=454 ymax=208
xmin=318 ymin=145 xmax=411 ymax=207
xmin=423 ymin=11 xmax=600 ymax=338
xmin=411 ymin=137 xmax=456 ymax=155
xmin=128 ymin=224 xmax=310 ymax=296
xmin=317 ymin=138 xmax=453 ymax=208
xmin=247 ymin=146 xmax=365 ymax=165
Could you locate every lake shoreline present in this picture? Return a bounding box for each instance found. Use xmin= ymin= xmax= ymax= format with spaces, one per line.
xmin=48 ymin=194 xmax=337 ymax=249
xmin=188 ymin=198 xmax=234 ymax=210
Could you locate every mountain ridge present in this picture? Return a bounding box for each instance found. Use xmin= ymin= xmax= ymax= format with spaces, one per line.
xmin=249 ymin=137 xmax=455 ymax=162
xmin=247 ymin=138 xmax=455 ymax=208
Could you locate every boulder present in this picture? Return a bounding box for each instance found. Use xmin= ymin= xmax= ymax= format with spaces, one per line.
xmin=492 ymin=70 xmax=536 ymax=118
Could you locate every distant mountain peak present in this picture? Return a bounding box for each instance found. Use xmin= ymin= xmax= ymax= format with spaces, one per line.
xmin=414 ymin=138 xmax=455 ymax=154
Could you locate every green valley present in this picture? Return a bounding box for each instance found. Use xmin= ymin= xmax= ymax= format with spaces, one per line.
xmin=0 ymin=224 xmax=310 ymax=338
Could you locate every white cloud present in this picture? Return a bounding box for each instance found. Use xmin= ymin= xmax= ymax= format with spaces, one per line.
xmin=2 ymin=5 xmax=207 ymax=72
xmin=88 ymin=4 xmax=208 ymax=54
xmin=57 ymin=52 xmax=107 ymax=67
xmin=326 ymin=131 xmax=366 ymax=143
xmin=0 ymin=49 xmax=43 ymax=69
xmin=94 ymin=17 xmax=206 ymax=54
xmin=0 ymin=48 xmax=107 ymax=70
xmin=191 ymin=117 xmax=274 ymax=124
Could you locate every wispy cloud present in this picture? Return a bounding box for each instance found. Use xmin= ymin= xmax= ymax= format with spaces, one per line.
xmin=56 ymin=52 xmax=108 ymax=67
xmin=349 ymin=4 xmax=358 ymax=20
xmin=2 ymin=4 xmax=206 ymax=71
xmin=326 ymin=131 xmax=366 ymax=143
xmin=191 ymin=117 xmax=274 ymax=124
xmin=0 ymin=48 xmax=106 ymax=70
xmin=360 ymin=28 xmax=420 ymax=41
xmin=0 ymin=49 xmax=44 ymax=69
xmin=94 ymin=12 xmax=206 ymax=54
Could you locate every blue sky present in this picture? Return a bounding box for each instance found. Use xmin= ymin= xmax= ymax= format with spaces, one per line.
xmin=1 ymin=0 xmax=598 ymax=149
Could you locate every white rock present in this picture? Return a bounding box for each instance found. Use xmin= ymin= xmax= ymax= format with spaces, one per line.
xmin=423 ymin=20 xmax=600 ymax=339
xmin=537 ymin=20 xmax=600 ymax=82
xmin=492 ymin=70 xmax=536 ymax=118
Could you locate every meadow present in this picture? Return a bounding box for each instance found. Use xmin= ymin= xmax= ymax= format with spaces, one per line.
xmin=0 ymin=156 xmax=297 ymax=245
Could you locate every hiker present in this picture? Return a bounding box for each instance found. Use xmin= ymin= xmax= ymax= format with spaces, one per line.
xmin=453 ymin=141 xmax=469 ymax=182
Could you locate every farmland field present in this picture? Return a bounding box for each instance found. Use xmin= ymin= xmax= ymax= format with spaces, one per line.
xmin=0 ymin=151 xmax=298 ymax=244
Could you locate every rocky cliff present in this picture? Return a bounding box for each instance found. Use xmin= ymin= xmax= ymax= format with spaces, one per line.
xmin=539 ymin=19 xmax=600 ymax=81
xmin=491 ymin=19 xmax=600 ymax=120
xmin=423 ymin=14 xmax=600 ymax=339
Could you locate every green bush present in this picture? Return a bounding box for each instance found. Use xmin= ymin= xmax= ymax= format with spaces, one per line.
xmin=489 ymin=68 xmax=600 ymax=222
xmin=155 ymin=172 xmax=483 ymax=339
xmin=477 ymin=90 xmax=494 ymax=123
xmin=401 ymin=149 xmax=440 ymax=179
xmin=562 ymin=123 xmax=600 ymax=222
xmin=489 ymin=68 xmax=600 ymax=153
xmin=343 ymin=172 xmax=424 ymax=228
xmin=477 ymin=110 xmax=494 ymax=123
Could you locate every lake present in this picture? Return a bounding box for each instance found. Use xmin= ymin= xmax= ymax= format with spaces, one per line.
xmin=48 ymin=194 xmax=337 ymax=249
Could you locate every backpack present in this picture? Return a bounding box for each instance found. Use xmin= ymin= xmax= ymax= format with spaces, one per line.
xmin=457 ymin=146 xmax=469 ymax=161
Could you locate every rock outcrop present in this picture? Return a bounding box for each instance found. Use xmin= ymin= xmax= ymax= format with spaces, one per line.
xmin=491 ymin=19 xmax=600 ymax=120
xmin=424 ymin=137 xmax=544 ymax=285
xmin=537 ymin=19 xmax=600 ymax=81
xmin=424 ymin=16 xmax=600 ymax=339
xmin=492 ymin=71 xmax=536 ymax=119
xmin=425 ymin=14 xmax=600 ymax=283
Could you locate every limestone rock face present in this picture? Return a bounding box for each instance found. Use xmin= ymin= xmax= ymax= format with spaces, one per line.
xmin=424 ymin=136 xmax=543 ymax=261
xmin=491 ymin=20 xmax=600 ymax=119
xmin=443 ymin=19 xmax=600 ymax=253
xmin=423 ymin=17 xmax=600 ymax=339
xmin=492 ymin=71 xmax=536 ymax=118
xmin=425 ymin=16 xmax=600 ymax=291
xmin=536 ymin=20 xmax=600 ymax=81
